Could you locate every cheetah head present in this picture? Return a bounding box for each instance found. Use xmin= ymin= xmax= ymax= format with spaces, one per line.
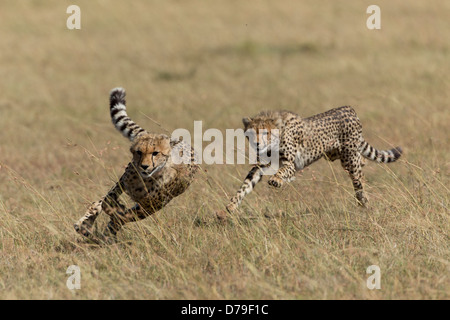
xmin=242 ymin=116 xmax=280 ymax=155
xmin=130 ymin=134 xmax=178 ymax=178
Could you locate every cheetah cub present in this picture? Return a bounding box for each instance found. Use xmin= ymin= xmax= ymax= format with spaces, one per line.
xmin=225 ymin=106 xmax=402 ymax=214
xmin=74 ymin=88 xmax=198 ymax=241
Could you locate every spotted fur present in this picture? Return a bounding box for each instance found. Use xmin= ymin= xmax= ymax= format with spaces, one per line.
xmin=226 ymin=106 xmax=402 ymax=213
xmin=74 ymin=88 xmax=199 ymax=241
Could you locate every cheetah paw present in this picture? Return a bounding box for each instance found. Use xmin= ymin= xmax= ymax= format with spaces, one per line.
xmin=215 ymin=210 xmax=228 ymax=221
xmin=268 ymin=176 xmax=284 ymax=188
xmin=226 ymin=202 xmax=238 ymax=213
xmin=74 ymin=222 xmax=93 ymax=238
xmin=357 ymin=197 xmax=369 ymax=208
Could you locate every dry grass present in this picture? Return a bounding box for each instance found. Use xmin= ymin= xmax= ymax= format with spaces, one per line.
xmin=0 ymin=0 xmax=448 ymax=299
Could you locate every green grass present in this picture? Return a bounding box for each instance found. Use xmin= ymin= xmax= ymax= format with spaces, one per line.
xmin=0 ymin=0 xmax=448 ymax=299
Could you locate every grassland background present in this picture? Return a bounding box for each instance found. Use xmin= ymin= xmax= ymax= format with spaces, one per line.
xmin=0 ymin=0 xmax=448 ymax=299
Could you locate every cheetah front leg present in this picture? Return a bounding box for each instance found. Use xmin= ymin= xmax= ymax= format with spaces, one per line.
xmin=103 ymin=203 xmax=152 ymax=238
xmin=226 ymin=165 xmax=266 ymax=213
xmin=73 ymin=200 xmax=103 ymax=237
xmin=74 ymin=182 xmax=125 ymax=238
xmin=268 ymin=161 xmax=296 ymax=188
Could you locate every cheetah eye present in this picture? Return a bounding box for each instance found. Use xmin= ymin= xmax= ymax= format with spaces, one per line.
xmin=136 ymin=150 xmax=142 ymax=156
xmin=152 ymin=151 xmax=159 ymax=156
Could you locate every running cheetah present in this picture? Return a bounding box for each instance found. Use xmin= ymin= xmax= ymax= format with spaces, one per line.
xmin=225 ymin=106 xmax=402 ymax=214
xmin=74 ymin=88 xmax=199 ymax=241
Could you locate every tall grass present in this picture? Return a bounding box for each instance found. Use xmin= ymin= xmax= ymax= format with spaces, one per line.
xmin=0 ymin=0 xmax=448 ymax=299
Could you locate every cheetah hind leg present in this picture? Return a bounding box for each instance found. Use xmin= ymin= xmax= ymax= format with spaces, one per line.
xmin=341 ymin=153 xmax=368 ymax=207
xmin=74 ymin=200 xmax=103 ymax=238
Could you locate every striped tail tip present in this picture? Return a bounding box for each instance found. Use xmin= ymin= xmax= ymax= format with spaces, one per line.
xmin=375 ymin=146 xmax=402 ymax=164
xmin=361 ymin=142 xmax=403 ymax=164
xmin=389 ymin=146 xmax=403 ymax=162
xmin=109 ymin=87 xmax=126 ymax=109
xmin=108 ymin=87 xmax=147 ymax=141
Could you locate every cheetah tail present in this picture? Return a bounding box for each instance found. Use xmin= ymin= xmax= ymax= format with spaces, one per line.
xmin=109 ymin=87 xmax=147 ymax=141
xmin=360 ymin=141 xmax=402 ymax=164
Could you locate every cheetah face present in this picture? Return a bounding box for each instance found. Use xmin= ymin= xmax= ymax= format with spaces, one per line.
xmin=130 ymin=134 xmax=172 ymax=178
xmin=242 ymin=117 xmax=280 ymax=156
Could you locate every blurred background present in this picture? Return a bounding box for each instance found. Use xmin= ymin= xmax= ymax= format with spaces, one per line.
xmin=0 ymin=1 xmax=448 ymax=299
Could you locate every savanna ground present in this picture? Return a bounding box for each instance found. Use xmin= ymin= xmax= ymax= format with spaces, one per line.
xmin=0 ymin=1 xmax=448 ymax=300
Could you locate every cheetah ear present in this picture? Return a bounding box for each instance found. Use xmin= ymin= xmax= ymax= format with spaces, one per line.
xmin=242 ymin=117 xmax=252 ymax=128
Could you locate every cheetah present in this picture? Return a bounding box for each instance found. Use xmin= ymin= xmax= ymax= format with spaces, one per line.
xmin=225 ymin=106 xmax=402 ymax=214
xmin=74 ymin=88 xmax=199 ymax=241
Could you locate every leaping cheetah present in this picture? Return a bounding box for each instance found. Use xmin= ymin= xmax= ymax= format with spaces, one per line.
xmin=225 ymin=106 xmax=402 ymax=214
xmin=74 ymin=88 xmax=199 ymax=242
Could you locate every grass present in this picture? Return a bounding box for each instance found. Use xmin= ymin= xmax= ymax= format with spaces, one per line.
xmin=0 ymin=0 xmax=448 ymax=299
